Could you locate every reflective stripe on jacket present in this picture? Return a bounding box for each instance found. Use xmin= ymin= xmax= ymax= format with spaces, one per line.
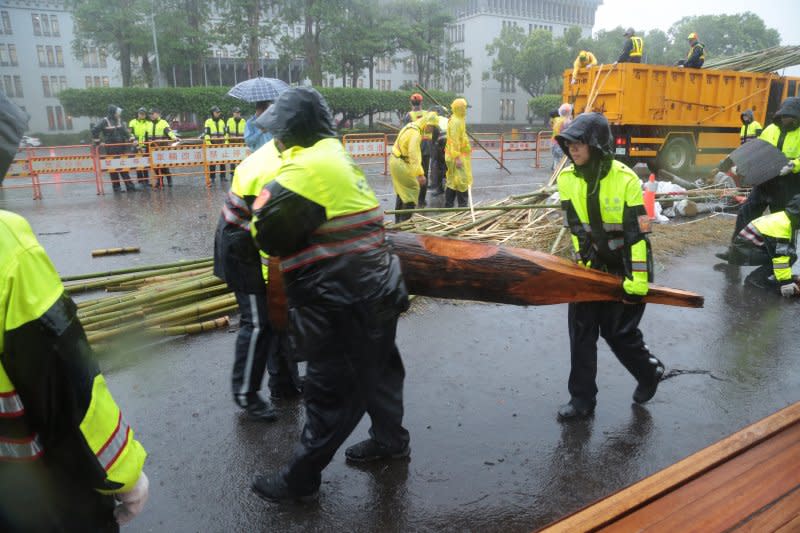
xmin=0 ymin=210 xmax=146 ymax=492
xmin=204 ymin=117 xmax=227 ymax=145
xmin=630 ymin=36 xmax=643 ymax=57
xmin=759 ymin=124 xmax=800 ymax=172
xmin=744 ymin=211 xmax=796 ymax=282
xmin=557 ymin=159 xmax=652 ymax=295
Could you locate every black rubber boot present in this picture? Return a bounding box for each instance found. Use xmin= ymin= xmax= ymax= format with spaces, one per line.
xmin=238 ymin=394 xmax=277 ymax=422
xmin=251 ymin=473 xmax=318 ymax=504
xmin=344 ymin=439 xmax=410 ymax=463
xmin=557 ymin=398 xmax=596 ymax=421
xmin=633 ymin=358 xmax=665 ymax=404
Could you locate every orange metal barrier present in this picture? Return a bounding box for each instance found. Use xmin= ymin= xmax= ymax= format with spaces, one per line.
xmin=343 ymin=133 xmax=388 ymax=174
xmin=3 ymin=131 xmax=557 ymax=200
xmin=534 ymin=130 xmax=554 ymax=168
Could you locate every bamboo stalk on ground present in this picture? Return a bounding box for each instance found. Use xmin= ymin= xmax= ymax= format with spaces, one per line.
xmin=149 ymin=316 xmax=231 ymax=337
xmin=62 ymin=257 xmax=212 ymax=282
xmin=91 ymin=247 xmax=141 ymax=257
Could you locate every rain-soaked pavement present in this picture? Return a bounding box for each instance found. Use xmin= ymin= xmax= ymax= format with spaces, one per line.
xmin=2 ymin=157 xmax=799 ymax=532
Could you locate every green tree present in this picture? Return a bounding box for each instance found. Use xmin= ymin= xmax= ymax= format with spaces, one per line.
xmin=396 ymin=0 xmax=454 ymax=87
xmin=67 ymin=0 xmax=151 ymax=87
xmin=667 ymin=12 xmax=781 ymax=61
xmin=214 ymin=0 xmax=280 ymax=77
xmin=486 ymin=27 xmax=570 ymax=97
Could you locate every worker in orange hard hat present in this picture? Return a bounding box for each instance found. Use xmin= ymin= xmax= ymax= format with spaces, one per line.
xmin=403 ymin=93 xmax=433 ymax=207
xmin=680 ymin=32 xmax=705 ymax=69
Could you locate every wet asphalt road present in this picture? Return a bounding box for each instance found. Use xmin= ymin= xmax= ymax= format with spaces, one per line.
xmin=2 ymin=157 xmax=799 ymax=532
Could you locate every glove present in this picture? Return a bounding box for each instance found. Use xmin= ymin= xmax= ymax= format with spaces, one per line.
xmin=779 ymin=162 xmax=795 ymax=176
xmin=622 ymin=277 xmax=648 ymax=303
xmin=416 ymin=175 xmax=426 ymax=186
xmin=570 ymin=78 xmax=577 ymax=85
xmin=114 ymin=472 xmax=149 ymax=525
xmin=780 ymin=282 xmax=799 ymax=298
xmin=612 ymin=61 xmax=618 ymax=66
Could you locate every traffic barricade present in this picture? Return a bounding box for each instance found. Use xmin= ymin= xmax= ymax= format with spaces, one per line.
xmin=97 ymin=142 xmax=149 ymax=193
xmin=468 ymin=132 xmax=503 ymax=168
xmin=149 ymin=141 xmax=206 ymax=188
xmin=2 ymin=149 xmax=41 ymax=199
xmin=204 ymin=143 xmax=248 ymax=187
xmin=343 ymin=133 xmax=388 ymax=175
xmin=499 ymin=131 xmax=538 ymax=166
xmin=27 ymin=145 xmax=100 ymax=198
xmin=535 ymin=130 xmax=554 ymax=168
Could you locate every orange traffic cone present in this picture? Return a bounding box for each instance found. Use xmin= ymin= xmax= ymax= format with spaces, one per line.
xmin=644 ymin=173 xmax=657 ymax=220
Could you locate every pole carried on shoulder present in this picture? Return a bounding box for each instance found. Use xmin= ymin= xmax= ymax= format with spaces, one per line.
xmin=415 ymin=84 xmax=513 ymax=175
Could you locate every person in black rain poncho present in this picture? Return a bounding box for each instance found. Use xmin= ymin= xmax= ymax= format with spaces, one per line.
xmin=249 ymin=87 xmax=411 ymax=503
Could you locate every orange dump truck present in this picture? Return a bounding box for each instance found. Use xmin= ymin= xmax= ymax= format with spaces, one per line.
xmin=564 ymin=63 xmax=800 ymax=174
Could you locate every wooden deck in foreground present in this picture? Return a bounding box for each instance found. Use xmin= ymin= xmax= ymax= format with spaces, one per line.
xmin=538 ymin=402 xmax=800 ymax=532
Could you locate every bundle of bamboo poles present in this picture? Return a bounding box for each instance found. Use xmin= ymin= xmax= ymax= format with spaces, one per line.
xmin=63 ymin=258 xmax=236 ymax=350
xmin=704 ymin=46 xmax=800 ymax=73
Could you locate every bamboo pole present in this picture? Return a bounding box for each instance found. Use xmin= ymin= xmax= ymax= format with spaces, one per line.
xmin=386 ymin=204 xmax=555 ymax=215
xmin=150 ymin=316 xmax=231 ymax=336
xmin=65 ymin=262 xmax=214 ymax=295
xmin=61 ymin=258 xmax=212 ymax=282
xmin=91 ymin=247 xmax=141 ymax=257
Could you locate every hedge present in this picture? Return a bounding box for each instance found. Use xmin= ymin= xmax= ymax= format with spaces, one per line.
xmin=59 ymin=86 xmax=458 ymax=122
xmin=528 ymin=94 xmax=564 ymax=120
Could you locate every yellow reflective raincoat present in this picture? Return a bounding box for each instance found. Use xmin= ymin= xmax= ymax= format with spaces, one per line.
xmin=445 ymin=98 xmax=473 ymax=193
xmin=390 ymin=112 xmax=438 ymax=204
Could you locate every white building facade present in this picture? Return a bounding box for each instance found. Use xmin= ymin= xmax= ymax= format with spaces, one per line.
xmin=0 ymin=0 xmax=121 ymax=134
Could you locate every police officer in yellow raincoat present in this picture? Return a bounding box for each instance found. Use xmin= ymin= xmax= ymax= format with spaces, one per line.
xmin=445 ymin=98 xmax=473 ymax=208
xmin=0 ymin=94 xmax=149 ymax=531
xmin=390 ymin=111 xmax=439 ymax=222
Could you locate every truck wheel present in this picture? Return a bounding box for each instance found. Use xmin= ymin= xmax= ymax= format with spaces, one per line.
xmin=658 ymin=137 xmax=693 ymax=175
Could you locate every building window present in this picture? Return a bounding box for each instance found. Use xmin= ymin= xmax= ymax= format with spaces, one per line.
xmin=50 ymin=76 xmax=58 ymax=95
xmin=46 ymin=45 xmax=55 ymax=66
xmin=56 ymin=106 xmax=64 ymax=130
xmin=59 ymin=76 xmax=67 ymax=92
xmin=90 ymin=48 xmax=98 ymax=67
xmin=99 ymin=48 xmax=107 ymax=68
xmin=32 ymin=14 xmax=41 ymax=36
xmin=93 ymin=76 xmax=101 ymax=87
xmin=1 ymin=11 xmax=11 ymax=35
xmin=403 ymin=56 xmax=416 ymax=74
xmin=13 ymin=75 xmax=23 ymax=97
xmin=51 ymin=15 xmax=60 ymax=36
xmin=66 ymin=113 xmax=73 ymax=130
xmin=102 ymin=76 xmax=109 ymax=87
xmin=47 ymin=106 xmax=55 ymax=130
xmin=500 ymin=98 xmax=516 ymax=120
xmin=37 ymin=45 xmax=46 ymax=66
xmin=0 ymin=45 xmax=7 ymax=66
xmin=2 ymin=75 xmax=12 ymax=96
xmin=8 ymin=44 xmax=16 ymax=66
xmin=500 ymin=74 xmax=515 ymax=93
xmin=85 ymin=76 xmax=92 ymax=88
xmin=42 ymin=76 xmax=51 ymax=97
xmin=42 ymin=13 xmax=51 ymax=36
xmin=55 ymin=46 xmax=64 ymax=67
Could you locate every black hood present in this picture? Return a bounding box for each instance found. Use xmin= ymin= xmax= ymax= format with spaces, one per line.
xmin=255 ymin=87 xmax=335 ymax=149
xmin=740 ymin=109 xmax=754 ymax=123
xmin=0 ymin=94 xmax=28 ymax=179
xmin=106 ymin=104 xmax=121 ymax=119
xmin=555 ymin=112 xmax=614 ymax=163
xmin=774 ymin=97 xmax=800 ymax=121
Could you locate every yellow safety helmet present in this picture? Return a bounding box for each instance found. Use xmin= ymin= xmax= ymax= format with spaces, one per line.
xmin=687 ymin=32 xmax=698 ymax=41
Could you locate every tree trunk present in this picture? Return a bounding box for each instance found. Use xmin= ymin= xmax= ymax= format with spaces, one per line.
xmin=266 ymin=232 xmax=704 ymax=325
xmin=141 ymin=54 xmax=153 ymax=87
xmin=119 ymin=41 xmax=132 ymax=86
xmin=303 ymin=2 xmax=322 ymax=86
xmin=246 ymin=1 xmax=260 ymax=78
xmin=368 ymin=58 xmax=374 ymax=129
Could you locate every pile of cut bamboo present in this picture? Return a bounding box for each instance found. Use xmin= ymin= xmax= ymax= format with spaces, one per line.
xmin=704 ymin=46 xmax=800 ymax=73
xmin=63 ymin=258 xmax=234 ymax=350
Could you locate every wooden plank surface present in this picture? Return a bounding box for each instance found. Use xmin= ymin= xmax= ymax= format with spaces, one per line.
xmin=538 ymin=402 xmax=800 ymax=533
xmin=605 ymin=422 xmax=800 ymax=532
xmin=733 ymin=486 xmax=800 ymax=532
